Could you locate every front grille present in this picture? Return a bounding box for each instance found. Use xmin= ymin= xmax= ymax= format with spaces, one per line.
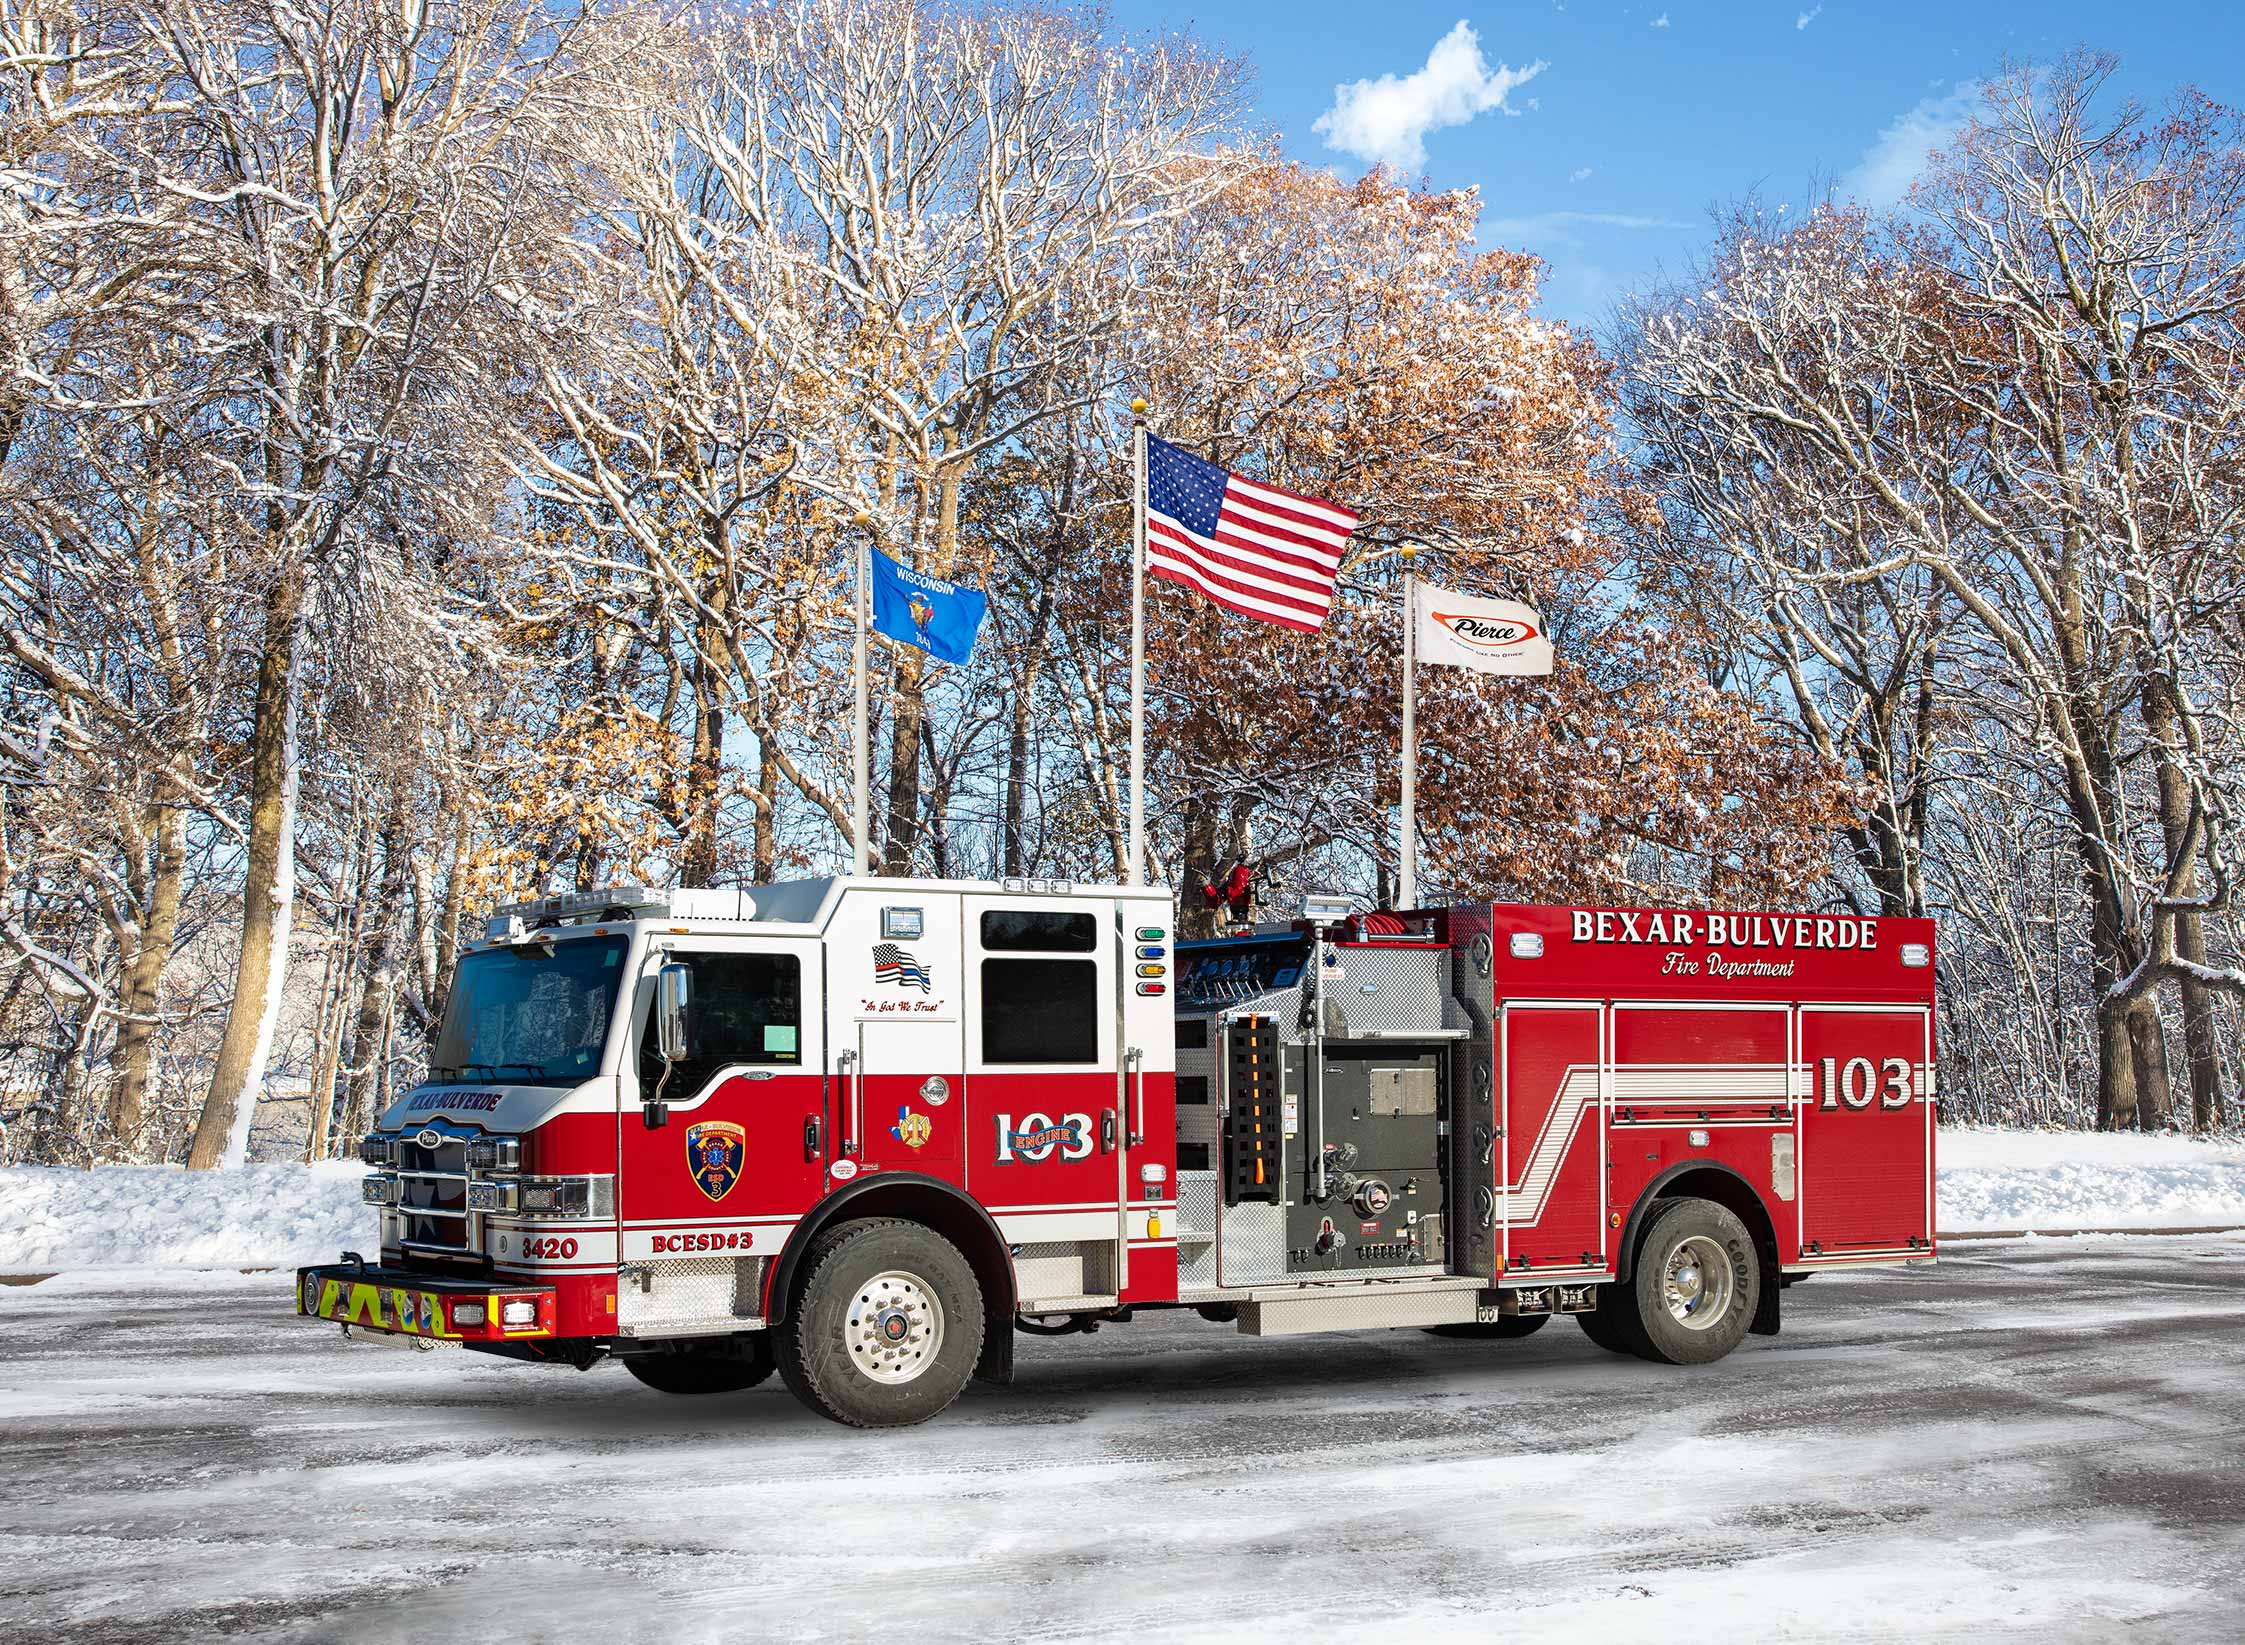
xmin=397 ymin=1136 xmax=468 ymax=1174
xmin=401 ymin=1175 xmax=466 ymax=1215
xmin=390 ymin=1128 xmax=477 ymax=1261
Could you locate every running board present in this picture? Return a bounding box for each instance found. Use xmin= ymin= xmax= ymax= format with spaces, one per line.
xmin=1237 ymin=1288 xmax=1479 ymax=1336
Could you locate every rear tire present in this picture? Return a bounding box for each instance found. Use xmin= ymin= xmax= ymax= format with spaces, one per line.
xmin=776 ymin=1218 xmax=984 ymax=1428
xmin=1425 ymin=1312 xmax=1550 ymax=1340
xmin=1624 ymin=1197 xmax=1759 ymax=1366
xmin=623 ymin=1335 xmax=774 ymax=1395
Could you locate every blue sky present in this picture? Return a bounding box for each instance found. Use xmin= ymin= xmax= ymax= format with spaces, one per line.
xmin=1131 ymin=1 xmax=2245 ymax=332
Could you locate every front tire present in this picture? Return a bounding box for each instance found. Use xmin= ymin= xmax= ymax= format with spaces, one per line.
xmin=776 ymin=1218 xmax=984 ymax=1428
xmin=623 ymin=1335 xmax=774 ymax=1395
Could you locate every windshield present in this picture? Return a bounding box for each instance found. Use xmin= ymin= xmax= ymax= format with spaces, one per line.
xmin=427 ymin=935 xmax=630 ymax=1087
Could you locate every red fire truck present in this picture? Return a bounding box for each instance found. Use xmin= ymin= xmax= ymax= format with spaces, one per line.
xmin=299 ymin=878 xmax=1936 ymax=1427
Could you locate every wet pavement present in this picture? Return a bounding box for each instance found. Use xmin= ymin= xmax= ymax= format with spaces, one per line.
xmin=2 ymin=1235 xmax=2242 ymax=1642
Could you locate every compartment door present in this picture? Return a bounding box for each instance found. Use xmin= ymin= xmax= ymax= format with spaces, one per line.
xmin=1797 ymin=1006 xmax=1934 ymax=1258
xmin=1500 ymin=1002 xmax=1608 ymax=1274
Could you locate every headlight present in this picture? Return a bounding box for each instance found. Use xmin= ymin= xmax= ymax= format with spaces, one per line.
xmin=466 ymin=1136 xmax=522 ymax=1171
xmin=362 ymin=1176 xmax=399 ymax=1206
xmin=500 ymin=1300 xmax=538 ymax=1326
xmin=466 ymin=1179 xmax=521 ymax=1214
xmin=512 ymin=1177 xmax=605 ymax=1219
xmin=358 ymin=1135 xmax=393 ymax=1167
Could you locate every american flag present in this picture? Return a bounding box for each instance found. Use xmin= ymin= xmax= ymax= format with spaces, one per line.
xmin=1144 ymin=434 xmax=1358 ymax=633
xmin=872 ymin=943 xmax=931 ymax=993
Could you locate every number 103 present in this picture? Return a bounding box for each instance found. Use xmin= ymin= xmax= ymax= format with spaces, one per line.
xmin=1819 ymin=1055 xmax=1915 ymax=1111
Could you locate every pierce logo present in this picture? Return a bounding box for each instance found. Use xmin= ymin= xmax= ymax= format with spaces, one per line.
xmin=1433 ymin=612 xmax=1540 ymax=651
xmin=994 ymin=1111 xmax=1094 ymax=1164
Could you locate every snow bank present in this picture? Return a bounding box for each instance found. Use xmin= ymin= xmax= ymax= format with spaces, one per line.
xmin=1938 ymin=1127 xmax=2245 ymax=1232
xmin=0 ymin=1162 xmax=369 ymax=1271
xmin=5 ymin=1131 xmax=2245 ymax=1271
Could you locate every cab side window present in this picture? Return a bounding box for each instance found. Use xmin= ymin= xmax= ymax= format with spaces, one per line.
xmin=640 ymin=951 xmax=801 ymax=1097
xmin=980 ymin=910 xmax=1098 ymax=1065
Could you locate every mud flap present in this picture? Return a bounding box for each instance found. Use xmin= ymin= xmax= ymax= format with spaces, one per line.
xmin=1750 ymin=1263 xmax=1781 ymax=1336
xmin=975 ymin=1315 xmax=1015 ymax=1383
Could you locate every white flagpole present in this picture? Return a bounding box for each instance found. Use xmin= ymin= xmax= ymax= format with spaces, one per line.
xmin=1399 ymin=544 xmax=1420 ymax=909
xmin=850 ymin=510 xmax=871 ymax=875
xmin=1127 ymin=400 xmax=1148 ymax=887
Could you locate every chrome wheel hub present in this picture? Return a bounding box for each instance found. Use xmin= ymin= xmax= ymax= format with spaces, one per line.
xmin=846 ymin=1270 xmax=944 ymax=1384
xmin=1662 ymin=1234 xmax=1735 ymax=1331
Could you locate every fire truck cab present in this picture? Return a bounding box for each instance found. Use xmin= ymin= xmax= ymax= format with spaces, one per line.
xmin=300 ymin=878 xmax=1937 ymax=1428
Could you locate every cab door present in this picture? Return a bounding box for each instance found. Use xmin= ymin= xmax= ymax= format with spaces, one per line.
xmin=617 ymin=936 xmax=826 ymax=1260
xmin=824 ymin=891 xmax=967 ymax=1186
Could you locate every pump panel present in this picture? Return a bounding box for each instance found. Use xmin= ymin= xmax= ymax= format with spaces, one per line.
xmin=1285 ymin=1042 xmax=1447 ymax=1273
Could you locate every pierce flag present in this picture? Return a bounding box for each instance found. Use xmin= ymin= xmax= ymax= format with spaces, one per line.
xmin=1411 ymin=581 xmax=1554 ymax=676
xmin=868 ymin=548 xmax=987 ymax=667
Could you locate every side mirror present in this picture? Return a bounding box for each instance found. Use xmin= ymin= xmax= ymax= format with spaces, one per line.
xmin=656 ymin=963 xmax=693 ymax=1064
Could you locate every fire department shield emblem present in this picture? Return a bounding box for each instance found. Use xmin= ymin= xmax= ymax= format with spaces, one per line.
xmin=685 ymin=1120 xmax=746 ymax=1202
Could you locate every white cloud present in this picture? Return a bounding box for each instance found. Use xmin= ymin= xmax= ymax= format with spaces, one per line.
xmin=1796 ymin=4 xmax=1822 ymax=27
xmin=1569 ymin=166 xmax=1594 ymax=182
xmin=1313 ymin=21 xmax=1548 ymax=171
xmin=1651 ymin=12 xmax=1670 ymax=27
xmin=1482 ymin=209 xmax=1693 ymax=249
xmin=1844 ymin=81 xmax=1981 ymax=207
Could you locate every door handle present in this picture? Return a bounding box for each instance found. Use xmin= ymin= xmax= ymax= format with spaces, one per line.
xmin=804 ymin=1115 xmax=823 ymax=1161
xmin=836 ymin=1049 xmax=860 ymax=1157
xmin=1125 ymin=1046 xmax=1145 ymax=1145
xmin=1100 ymin=1108 xmax=1118 ymax=1154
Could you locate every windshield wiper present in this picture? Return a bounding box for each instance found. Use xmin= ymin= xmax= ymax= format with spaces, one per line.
xmin=428 ymin=1064 xmax=464 ymax=1083
xmin=486 ymin=1062 xmax=548 ymax=1080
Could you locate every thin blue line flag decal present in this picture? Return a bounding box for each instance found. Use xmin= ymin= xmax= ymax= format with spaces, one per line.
xmin=869 ymin=549 xmax=987 ymax=667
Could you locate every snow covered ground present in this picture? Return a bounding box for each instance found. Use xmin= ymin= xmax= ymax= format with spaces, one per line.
xmin=2 ymin=1238 xmax=2242 ymax=1643
xmin=1939 ymin=1128 xmax=2245 ymax=1232
xmin=0 ymin=1161 xmax=368 ymax=1270
xmin=6 ymin=1130 xmax=2244 ymax=1272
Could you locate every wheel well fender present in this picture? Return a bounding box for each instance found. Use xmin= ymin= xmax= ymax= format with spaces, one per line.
xmin=763 ymin=1174 xmax=1018 ymax=1381
xmin=1616 ymin=1161 xmax=1783 ymax=1337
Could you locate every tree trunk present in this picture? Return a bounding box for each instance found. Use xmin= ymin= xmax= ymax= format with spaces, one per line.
xmin=2093 ymin=991 xmax=2137 ymax=1131
xmin=187 ymin=570 xmax=308 ymax=1169
xmin=429 ymin=801 xmax=469 ymax=1035
xmin=1003 ymin=561 xmax=1061 ymax=878
xmin=1175 ymin=793 xmax=1222 ymax=939
xmin=884 ymin=435 xmax=963 ymax=877
xmin=752 ymin=737 xmax=780 ymax=883
xmin=679 ymin=591 xmax=729 ymax=887
xmin=304 ymin=801 xmax=374 ymax=1162
xmin=2125 ymin=998 xmax=2175 ymax=1131
xmin=883 ymin=644 xmax=927 ymax=875
xmin=108 ymin=798 xmax=186 ymax=1154
xmin=2177 ymin=915 xmax=2225 ymax=1130
xmin=1002 ymin=694 xmax=1033 ymax=877
xmin=2143 ymin=672 xmax=2225 ymax=1129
